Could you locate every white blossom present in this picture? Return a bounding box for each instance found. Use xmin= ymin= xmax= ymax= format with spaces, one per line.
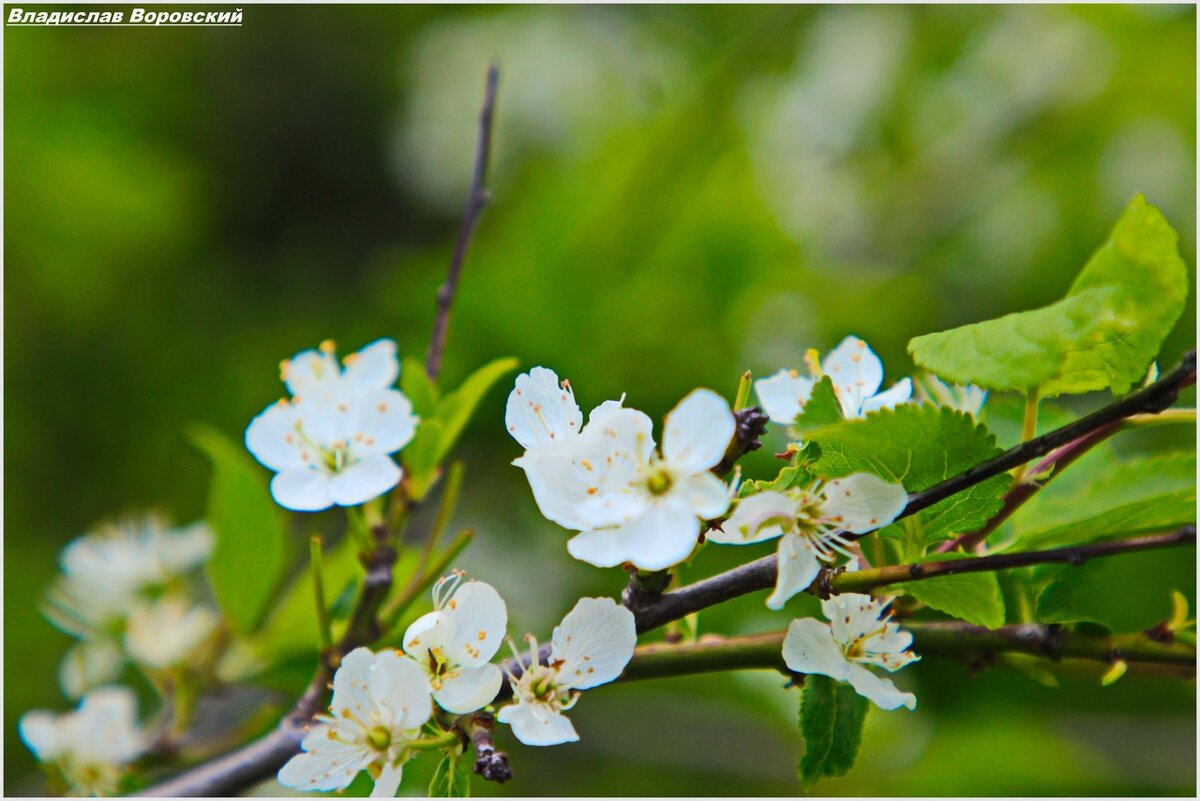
xmin=245 ymin=339 xmax=418 ymax=512
xmin=708 ymin=473 xmax=906 ymax=609
xmin=401 ymin=574 xmax=507 ymax=714
xmin=124 ymin=595 xmax=218 ymax=671
xmin=277 ymin=647 xmax=433 ymax=797
xmin=508 ymin=368 xmax=735 ymax=571
xmin=913 ymin=372 xmax=988 ymax=418
xmin=20 ymin=686 xmax=144 ymax=796
xmin=755 ymin=336 xmax=912 ymax=425
xmin=783 ymin=593 xmax=919 ymax=711
xmin=497 ymin=597 xmax=636 ymax=746
xmin=42 ymin=516 xmax=214 ymax=698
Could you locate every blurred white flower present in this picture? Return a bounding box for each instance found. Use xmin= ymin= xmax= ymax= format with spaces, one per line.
xmin=402 ymin=574 xmax=507 ymax=714
xmin=124 ymin=595 xmax=218 ymax=671
xmin=511 ymin=377 xmax=735 ymax=571
xmin=20 ymin=686 xmax=144 ymax=796
xmin=43 ymin=516 xmax=214 ymax=698
xmin=755 ymin=336 xmax=912 ymax=425
xmin=709 ymin=473 xmax=906 ymax=609
xmin=245 ymin=339 xmax=418 ymax=511
xmin=498 ymin=597 xmax=636 ymax=746
xmin=277 ymin=648 xmax=433 ymax=797
xmin=913 ymin=373 xmax=987 ymax=418
xmin=784 ymin=593 xmax=919 ymax=711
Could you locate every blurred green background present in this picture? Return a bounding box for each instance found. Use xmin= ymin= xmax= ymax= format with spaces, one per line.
xmin=5 ymin=4 xmax=1196 ymax=795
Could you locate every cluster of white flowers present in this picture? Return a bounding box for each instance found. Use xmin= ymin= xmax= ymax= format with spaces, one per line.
xmin=507 ymin=367 xmax=735 ymax=571
xmin=19 ymin=686 xmax=145 ymax=796
xmin=277 ymin=576 xmax=636 ymax=795
xmin=42 ymin=515 xmax=217 ymax=698
xmin=245 ymin=339 xmax=419 ymax=511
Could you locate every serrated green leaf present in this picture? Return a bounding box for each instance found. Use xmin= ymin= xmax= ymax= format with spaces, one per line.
xmin=429 ymin=752 xmax=472 ymax=797
xmin=738 ymin=460 xmax=813 ymax=498
xmin=805 ymin=405 xmax=1010 ymax=544
xmin=909 ymin=195 xmax=1189 ymax=397
xmin=896 ymin=554 xmax=1006 ymax=628
xmin=188 ymin=424 xmax=287 ymax=634
xmin=1015 ymin=451 xmax=1195 ymax=549
xmin=798 ymin=675 xmax=869 ymax=789
xmin=400 ymin=356 xmax=440 ymax=419
xmin=792 ymin=376 xmax=843 ymax=436
xmin=432 ymin=356 xmax=519 ymax=465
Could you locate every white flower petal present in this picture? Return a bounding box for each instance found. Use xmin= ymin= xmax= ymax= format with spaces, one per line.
xmin=781 ymin=618 xmax=850 ymax=681
xmin=282 ymin=348 xmax=341 ymax=397
xmin=754 ymin=369 xmax=815 ymax=425
xmin=569 ymin=500 xmax=700 ymax=571
xmin=515 ymin=407 xmax=654 ymax=531
xmin=327 ymin=454 xmax=402 ymax=507
xmin=676 ymin=472 xmax=731 ymax=520
xmin=343 ymin=339 xmax=400 ymax=392
xmin=345 ymin=389 xmax=418 ymax=456
xmin=443 ymin=580 xmax=508 ymax=667
xmin=401 ymin=610 xmax=451 ymax=663
xmin=662 ymin=389 xmax=735 ymax=475
xmin=860 ymin=377 xmax=913 ymax=415
xmin=157 ymin=521 xmax=215 ymax=574
xmin=277 ymin=736 xmax=372 ymax=793
xmin=497 ymin=700 xmax=579 ymax=746
xmin=708 ymin=491 xmax=796 ymax=545
xmin=766 ymin=532 xmax=823 ymax=610
xmin=551 ymin=597 xmax=637 ymax=690
xmin=505 ymin=367 xmax=584 ymax=449
xmin=371 ymin=761 xmax=405 ymax=798
xmin=434 ymin=665 xmax=503 ymax=714
xmin=330 ymin=647 xmax=376 ymax=722
xmin=58 ymin=640 xmax=124 ymax=699
xmin=821 ymin=473 xmax=907 ymax=534
xmin=823 ymin=336 xmax=884 ymax=418
xmin=368 ymin=651 xmax=433 ymax=730
xmin=245 ymin=401 xmax=311 ymax=472
xmin=271 ymin=468 xmax=334 ymax=511
xmin=846 ymin=663 xmax=916 ymax=710
xmin=824 ymin=594 xmax=890 ymax=647
xmin=19 ymin=712 xmax=62 ymax=761
xmin=76 ymin=686 xmax=144 ymax=762
xmin=586 ymin=398 xmax=627 ymax=426
xmin=125 ymin=597 xmax=217 ymax=670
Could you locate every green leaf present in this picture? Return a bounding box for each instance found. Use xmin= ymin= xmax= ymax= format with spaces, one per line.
xmin=896 ymin=554 xmax=1006 ymax=628
xmin=188 ymin=424 xmax=287 ymax=633
xmin=429 ymin=753 xmax=472 ymax=797
xmin=400 ymin=356 xmax=440 ymax=419
xmin=432 ymin=356 xmax=519 ymax=464
xmin=738 ymin=460 xmax=813 ymax=498
xmin=805 ymin=405 xmax=1010 ymax=544
xmin=1015 ymin=451 xmax=1195 ymax=549
xmin=792 ymin=376 xmax=843 ymax=436
xmin=909 ymin=195 xmax=1189 ymax=397
xmin=1035 ymin=563 xmax=1111 ymax=627
xmin=402 ymin=418 xmax=444 ymax=501
xmin=798 ymin=675 xmax=869 ymax=789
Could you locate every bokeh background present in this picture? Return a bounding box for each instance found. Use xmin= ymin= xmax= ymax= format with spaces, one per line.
xmin=5 ymin=4 xmax=1196 ymax=795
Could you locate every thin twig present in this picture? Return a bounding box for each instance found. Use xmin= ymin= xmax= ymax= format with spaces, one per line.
xmin=622 ymin=526 xmax=1195 ymax=635
xmin=425 ymin=62 xmax=500 ymax=380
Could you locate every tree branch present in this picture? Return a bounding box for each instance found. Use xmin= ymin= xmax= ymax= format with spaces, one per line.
xmin=624 ymin=526 xmax=1196 ymax=635
xmin=424 ymin=62 xmax=500 ymax=380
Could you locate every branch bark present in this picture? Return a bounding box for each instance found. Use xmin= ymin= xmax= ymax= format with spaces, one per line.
xmin=424 ymin=62 xmax=499 ymax=380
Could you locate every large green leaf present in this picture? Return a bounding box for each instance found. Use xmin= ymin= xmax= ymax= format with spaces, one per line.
xmin=805 ymin=404 xmax=1010 ymax=544
xmin=1035 ymin=563 xmax=1111 ymax=628
xmin=798 ymin=675 xmax=869 ymax=788
xmin=188 ymin=424 xmax=287 ymax=634
xmin=896 ymin=554 xmax=1005 ymax=629
xmin=792 ymin=376 xmax=843 ymax=436
xmin=909 ymin=195 xmax=1188 ymax=397
xmin=1015 ymin=451 xmax=1195 ymax=549
xmin=429 ymin=753 xmax=472 ymax=797
xmin=400 ymin=356 xmax=440 ymax=419
xmin=432 ymin=356 xmax=519 ymax=464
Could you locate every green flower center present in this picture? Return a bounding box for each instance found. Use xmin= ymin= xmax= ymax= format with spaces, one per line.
xmin=367 ymin=725 xmax=392 ymax=752
xmin=646 ymin=469 xmax=673 ymax=496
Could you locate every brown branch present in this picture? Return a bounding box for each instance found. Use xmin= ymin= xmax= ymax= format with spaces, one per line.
xmin=425 ymin=62 xmax=500 ymax=380
xmin=459 ymin=711 xmax=512 ymax=783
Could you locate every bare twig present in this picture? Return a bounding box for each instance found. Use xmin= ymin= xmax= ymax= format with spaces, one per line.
xmin=425 ymin=62 xmax=500 ymax=380
xmin=460 ymin=712 xmax=512 ymax=783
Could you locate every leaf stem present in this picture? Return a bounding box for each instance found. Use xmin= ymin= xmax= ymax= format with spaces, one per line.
xmin=1011 ymin=389 xmax=1040 ymax=485
xmin=310 ymin=536 xmax=333 ymax=652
